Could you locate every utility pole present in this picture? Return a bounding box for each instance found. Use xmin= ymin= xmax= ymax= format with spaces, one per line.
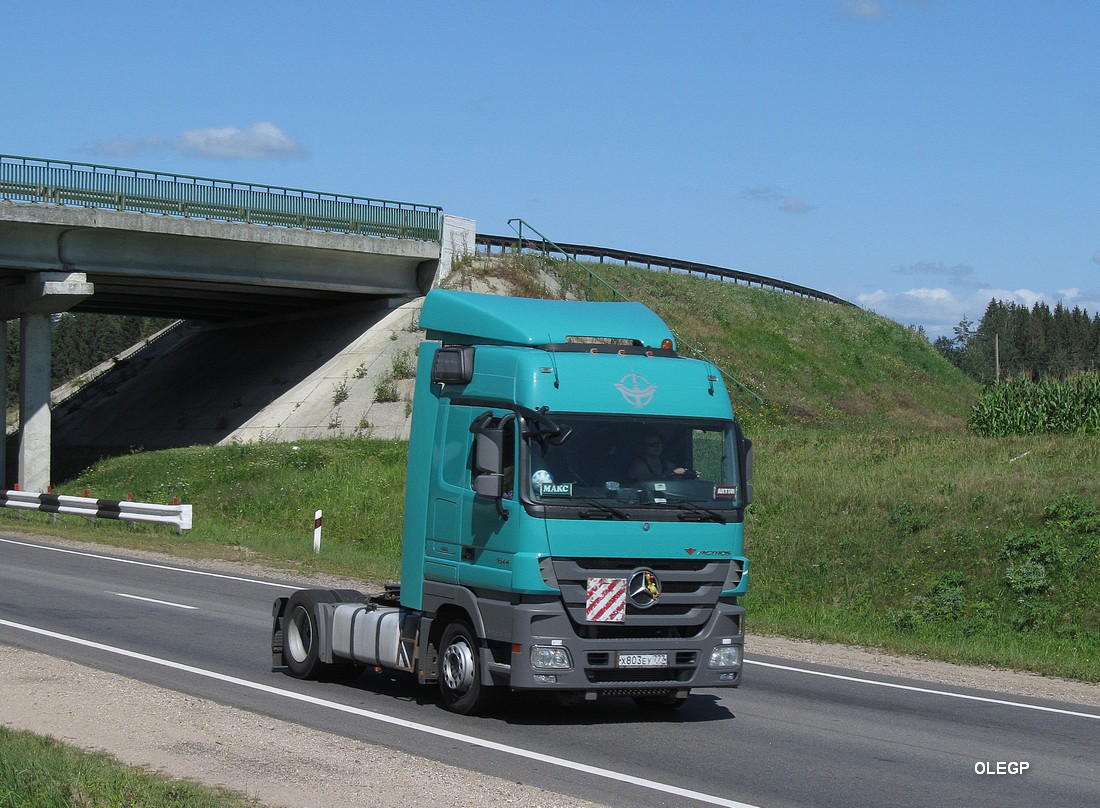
xmin=995 ymin=332 xmax=1001 ymax=384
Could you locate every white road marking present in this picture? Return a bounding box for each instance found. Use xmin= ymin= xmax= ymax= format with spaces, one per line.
xmin=0 ymin=618 xmax=763 ymax=808
xmin=0 ymin=536 xmax=293 ymax=589
xmin=745 ymin=659 xmax=1100 ymax=720
xmin=114 ymin=592 xmax=197 ymax=610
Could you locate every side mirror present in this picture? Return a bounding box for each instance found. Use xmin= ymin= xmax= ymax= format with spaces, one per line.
xmin=470 ymin=417 xmax=512 ymax=521
xmin=471 ymin=414 xmax=508 ymax=501
xmin=738 ymin=431 xmax=754 ymax=506
xmin=474 ymin=471 xmax=504 ymax=498
xmin=431 ymin=346 xmax=475 ymax=385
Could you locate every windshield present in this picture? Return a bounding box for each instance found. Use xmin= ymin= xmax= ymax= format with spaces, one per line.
xmin=523 ymin=414 xmax=743 ymax=511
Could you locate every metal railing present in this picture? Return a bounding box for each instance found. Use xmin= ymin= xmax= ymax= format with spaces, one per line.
xmin=497 ymin=219 xmax=766 ymax=411
xmin=0 ymin=488 xmax=192 ymax=533
xmin=0 ymin=154 xmax=442 ymax=242
xmin=477 ymin=231 xmax=854 ymax=307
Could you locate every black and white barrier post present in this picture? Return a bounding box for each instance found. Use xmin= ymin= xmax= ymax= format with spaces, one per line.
xmin=313 ymin=510 xmax=322 ymax=554
xmin=0 ymin=490 xmax=193 ymax=534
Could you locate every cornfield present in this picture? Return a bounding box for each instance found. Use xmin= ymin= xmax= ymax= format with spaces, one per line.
xmin=968 ymin=372 xmax=1100 ymax=436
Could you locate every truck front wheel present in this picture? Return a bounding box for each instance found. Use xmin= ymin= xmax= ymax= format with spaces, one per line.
xmin=284 ymin=590 xmax=327 ymax=679
xmin=438 ymin=619 xmax=493 ymax=715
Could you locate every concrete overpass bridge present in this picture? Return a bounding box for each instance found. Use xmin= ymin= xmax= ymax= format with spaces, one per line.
xmin=1 ymin=154 xmax=473 ymax=490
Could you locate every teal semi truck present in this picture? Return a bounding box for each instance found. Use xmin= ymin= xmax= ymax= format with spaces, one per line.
xmin=271 ymin=289 xmax=752 ymax=714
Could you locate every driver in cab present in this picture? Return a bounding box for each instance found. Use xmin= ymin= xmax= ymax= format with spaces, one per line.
xmin=628 ymin=431 xmax=696 ymax=482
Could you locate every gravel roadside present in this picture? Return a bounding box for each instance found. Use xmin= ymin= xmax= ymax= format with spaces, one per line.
xmin=2 ymin=537 xmax=1097 ymax=807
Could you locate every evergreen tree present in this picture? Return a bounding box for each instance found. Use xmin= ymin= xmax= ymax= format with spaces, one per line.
xmin=5 ymin=314 xmax=173 ymax=411
xmin=935 ymin=298 xmax=1099 ymax=383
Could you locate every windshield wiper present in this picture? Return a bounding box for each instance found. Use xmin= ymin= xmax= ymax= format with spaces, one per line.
xmin=659 ymin=496 xmax=727 ymax=524
xmin=578 ymin=499 xmax=630 ymax=520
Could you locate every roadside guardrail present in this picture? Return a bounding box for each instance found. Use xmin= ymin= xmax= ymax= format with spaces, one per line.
xmin=0 ymin=489 xmax=192 ymax=534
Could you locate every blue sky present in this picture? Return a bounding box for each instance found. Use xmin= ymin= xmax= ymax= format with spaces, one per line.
xmin=6 ymin=0 xmax=1099 ymax=338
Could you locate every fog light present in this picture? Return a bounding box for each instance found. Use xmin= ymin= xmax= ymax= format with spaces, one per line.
xmin=530 ymin=645 xmax=572 ymax=670
xmin=708 ymin=644 xmax=742 ymax=669
xmin=533 ymin=674 xmax=558 ymax=684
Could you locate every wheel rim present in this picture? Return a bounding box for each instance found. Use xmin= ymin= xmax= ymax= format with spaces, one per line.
xmin=441 ymin=635 xmax=476 ymax=695
xmin=286 ymin=606 xmax=313 ymax=663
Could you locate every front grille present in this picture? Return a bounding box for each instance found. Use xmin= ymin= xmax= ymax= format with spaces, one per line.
xmin=552 ymin=557 xmax=731 ymax=639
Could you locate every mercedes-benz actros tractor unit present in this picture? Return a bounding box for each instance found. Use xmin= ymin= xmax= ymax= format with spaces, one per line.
xmin=271 ymin=289 xmax=752 ymax=714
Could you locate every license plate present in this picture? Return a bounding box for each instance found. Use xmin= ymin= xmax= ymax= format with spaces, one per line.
xmin=617 ymin=652 xmax=668 ymax=668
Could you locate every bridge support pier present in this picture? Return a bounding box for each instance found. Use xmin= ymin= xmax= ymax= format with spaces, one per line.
xmin=18 ymin=314 xmax=52 ymax=492
xmin=0 ymin=272 xmax=94 ymax=491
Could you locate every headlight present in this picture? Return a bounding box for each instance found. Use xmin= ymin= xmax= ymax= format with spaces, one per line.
xmin=708 ymin=644 xmax=742 ymax=669
xmin=530 ymin=645 xmax=572 ymax=670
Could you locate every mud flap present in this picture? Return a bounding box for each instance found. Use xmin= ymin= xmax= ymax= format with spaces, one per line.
xmin=271 ymin=596 xmax=289 ymax=668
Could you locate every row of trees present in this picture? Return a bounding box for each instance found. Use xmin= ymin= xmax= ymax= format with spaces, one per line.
xmin=5 ymin=314 xmax=173 ymax=409
xmin=934 ymin=299 xmax=1099 ymax=384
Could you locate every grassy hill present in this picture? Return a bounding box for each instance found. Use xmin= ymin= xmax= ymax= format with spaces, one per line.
xmin=7 ymin=255 xmax=1098 ymax=682
xmin=446 ymin=252 xmax=978 ymax=431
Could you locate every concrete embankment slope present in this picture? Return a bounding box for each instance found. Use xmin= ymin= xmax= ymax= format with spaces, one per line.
xmin=50 ymin=298 xmax=423 ymax=477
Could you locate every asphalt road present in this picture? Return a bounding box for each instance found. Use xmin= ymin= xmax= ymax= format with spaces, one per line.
xmin=1 ymin=534 xmax=1097 ymax=808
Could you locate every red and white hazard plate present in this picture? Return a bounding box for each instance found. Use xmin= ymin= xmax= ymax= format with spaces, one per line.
xmin=586 ymin=577 xmax=626 ymax=622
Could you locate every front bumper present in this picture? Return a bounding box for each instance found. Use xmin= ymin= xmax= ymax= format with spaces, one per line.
xmin=503 ymin=597 xmax=745 ymax=693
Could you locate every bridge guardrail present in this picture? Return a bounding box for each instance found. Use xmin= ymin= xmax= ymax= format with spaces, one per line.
xmin=1 ymin=154 xmax=442 ymax=242
xmin=476 ymin=233 xmax=854 ymax=308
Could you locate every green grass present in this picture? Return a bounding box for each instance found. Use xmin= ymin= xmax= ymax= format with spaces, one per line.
xmin=746 ymin=427 xmax=1100 ymax=680
xmin=27 ymin=440 xmax=409 ymax=582
xmin=0 ymin=725 xmax=260 ymax=807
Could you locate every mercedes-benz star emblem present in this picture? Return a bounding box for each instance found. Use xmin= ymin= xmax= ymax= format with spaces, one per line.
xmin=628 ymin=569 xmax=662 ymax=609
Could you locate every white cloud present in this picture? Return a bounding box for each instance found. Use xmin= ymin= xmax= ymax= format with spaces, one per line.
xmin=93 ymin=136 xmax=171 ymax=156
xmin=740 ymin=186 xmax=783 ymax=203
xmin=740 ymin=186 xmax=814 ymax=214
xmin=780 ymin=197 xmax=812 ymax=214
xmin=89 ymin=122 xmax=306 ymax=161
xmin=906 ymin=287 xmax=953 ymax=303
xmin=856 ymin=289 xmax=889 ymax=307
xmin=892 ymin=260 xmax=982 ymax=288
xmin=857 ymin=284 xmax=1100 ymax=339
xmin=838 ymin=0 xmax=890 ymax=21
xmin=178 ymin=123 xmax=307 ymax=160
xmin=1009 ymin=288 xmax=1045 ymax=308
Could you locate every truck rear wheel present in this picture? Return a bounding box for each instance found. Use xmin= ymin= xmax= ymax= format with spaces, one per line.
xmin=438 ymin=619 xmax=493 ymax=715
xmin=283 ymin=590 xmax=328 ymax=679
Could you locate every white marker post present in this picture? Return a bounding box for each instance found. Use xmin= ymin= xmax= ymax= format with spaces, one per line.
xmin=313 ymin=510 xmax=322 ymax=554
